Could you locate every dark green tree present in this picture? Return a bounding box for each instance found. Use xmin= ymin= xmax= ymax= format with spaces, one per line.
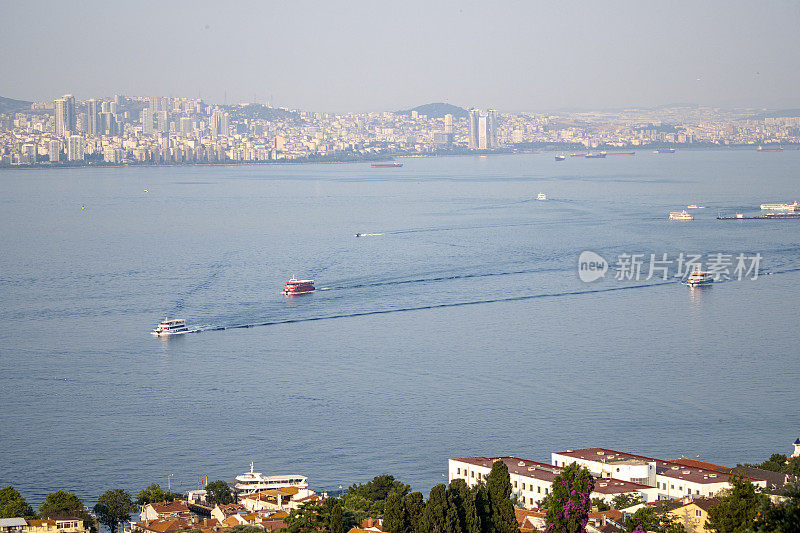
xmin=485 ymin=461 xmax=517 ymax=533
xmin=330 ymin=500 xmax=344 ymax=533
xmin=418 ymin=484 xmax=452 ymax=533
xmin=781 ymin=456 xmax=800 ymax=476
xmin=383 ymin=491 xmax=408 ymax=533
xmin=284 ymin=501 xmax=327 ymax=533
xmin=204 ymin=480 xmax=233 ymax=506
xmin=543 ymin=462 xmax=594 ymax=533
xmin=135 ymin=484 xmax=179 ymax=505
xmin=704 ymin=474 xmax=767 ymax=533
xmin=752 ymin=484 xmax=800 ymax=532
xmin=592 ymin=498 xmax=610 ymax=512
xmin=611 ymin=493 xmax=642 ymax=510
xmin=93 ymin=489 xmax=136 ymax=533
xmin=403 ymin=492 xmax=425 ymax=533
xmin=0 ymin=486 xmax=34 ymax=518
xmin=471 ymin=483 xmax=491 ymax=533
xmin=743 ymin=453 xmax=787 ymax=473
xmin=38 ymin=491 xmax=96 ymax=533
xmin=447 ymin=479 xmax=480 ymax=533
xmin=624 ymin=506 xmax=684 ymax=533
xmin=347 ymin=475 xmax=411 ymax=502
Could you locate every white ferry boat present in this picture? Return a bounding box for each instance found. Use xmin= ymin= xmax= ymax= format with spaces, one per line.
xmin=686 ymin=270 xmax=714 ymax=287
xmin=151 ymin=318 xmax=189 ymax=336
xmin=760 ymin=201 xmax=799 ymax=212
xmin=668 ymin=210 xmax=694 ymax=221
xmin=537 ymin=193 xmax=547 ymax=200
xmin=234 ymin=462 xmax=309 ymax=495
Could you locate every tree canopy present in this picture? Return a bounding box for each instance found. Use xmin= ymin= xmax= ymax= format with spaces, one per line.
xmin=704 ymin=474 xmax=768 ymax=533
xmin=204 ymin=481 xmax=233 ymax=506
xmin=624 ymin=506 xmax=684 ymax=533
xmin=135 ymin=484 xmax=179 ymax=505
xmin=485 ymin=461 xmax=517 ymax=533
xmin=0 ymin=486 xmax=34 ymax=518
xmin=93 ymin=489 xmax=136 ymax=533
xmin=611 ymin=493 xmax=641 ymax=510
xmin=38 ymin=491 xmax=95 ymax=533
xmin=543 ymin=462 xmax=594 ymax=533
xmin=751 ymin=484 xmax=800 ymax=532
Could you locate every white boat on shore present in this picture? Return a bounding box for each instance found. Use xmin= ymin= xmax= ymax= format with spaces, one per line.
xmin=234 ymin=462 xmax=309 ymax=495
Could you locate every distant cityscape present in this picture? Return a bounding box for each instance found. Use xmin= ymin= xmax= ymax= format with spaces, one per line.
xmin=1 ymin=93 xmax=799 ymax=167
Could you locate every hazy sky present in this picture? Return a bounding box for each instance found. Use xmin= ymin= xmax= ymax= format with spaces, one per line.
xmin=2 ymin=0 xmax=799 ymax=112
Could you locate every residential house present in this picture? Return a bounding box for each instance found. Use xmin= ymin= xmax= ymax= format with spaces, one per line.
xmin=666 ymin=497 xmax=720 ymax=533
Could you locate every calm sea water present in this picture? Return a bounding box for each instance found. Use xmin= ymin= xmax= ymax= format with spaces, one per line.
xmin=1 ymin=151 xmax=799 ymax=507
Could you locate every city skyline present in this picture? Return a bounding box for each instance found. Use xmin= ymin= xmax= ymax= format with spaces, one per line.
xmin=2 ymin=1 xmax=800 ymax=112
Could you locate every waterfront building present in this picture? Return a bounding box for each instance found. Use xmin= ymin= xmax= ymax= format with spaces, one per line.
xmin=551 ymin=448 xmax=767 ymax=499
xmin=468 ymin=108 xmax=497 ymax=149
xmin=25 ymin=519 xmax=89 ymax=533
xmin=448 ymin=456 xmax=656 ymax=509
xmin=87 ymin=99 xmax=98 ymax=136
xmin=21 ymin=143 xmax=36 ymax=164
xmin=141 ymin=108 xmax=154 ymax=135
xmin=49 ymin=140 xmax=60 ymax=162
xmin=54 ymin=94 xmax=75 ymax=136
xmin=67 ymin=135 xmax=84 ymax=161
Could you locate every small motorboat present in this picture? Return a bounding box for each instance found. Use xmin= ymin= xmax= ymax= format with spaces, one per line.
xmin=686 ymin=270 xmax=714 ymax=287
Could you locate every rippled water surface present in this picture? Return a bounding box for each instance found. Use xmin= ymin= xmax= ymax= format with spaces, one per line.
xmin=1 ymin=151 xmax=799 ymax=506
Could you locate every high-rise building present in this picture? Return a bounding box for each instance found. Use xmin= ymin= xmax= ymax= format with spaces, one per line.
xmin=141 ymin=108 xmax=154 ymax=135
xmin=21 ymin=144 xmax=37 ymax=164
xmin=179 ymin=117 xmax=193 ymax=134
xmin=156 ymin=111 xmax=169 ymax=132
xmin=87 ymin=99 xmax=99 ymax=136
xmin=54 ymin=94 xmax=76 ymax=136
xmin=67 ymin=135 xmax=84 ymax=161
xmin=444 ymin=114 xmax=453 ymax=134
xmin=468 ymin=108 xmax=497 ymax=150
xmin=49 ymin=140 xmax=61 ymax=162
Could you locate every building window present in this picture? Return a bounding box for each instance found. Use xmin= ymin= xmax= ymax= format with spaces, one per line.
xmin=671 ymin=485 xmax=674 ymax=490
xmin=514 ymin=481 xmax=517 ymax=488
xmin=522 ymin=483 xmax=526 ymax=490
xmin=695 ymin=510 xmax=702 ymax=517
xmin=457 ymin=468 xmax=461 ymax=475
xmin=545 ymin=488 xmax=549 ymax=495
xmin=538 ymin=487 xmax=541 ymax=493
xmin=471 ymin=472 xmax=474 ymax=478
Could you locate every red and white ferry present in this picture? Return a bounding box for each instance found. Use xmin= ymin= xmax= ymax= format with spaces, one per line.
xmin=283 ymin=276 xmax=315 ymax=296
xmin=686 ymin=270 xmax=714 ymax=287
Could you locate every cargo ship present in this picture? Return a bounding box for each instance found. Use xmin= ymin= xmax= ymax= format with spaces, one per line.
xmin=371 ymin=162 xmax=403 ymax=168
xmin=585 ymin=152 xmax=607 ymax=158
xmin=283 ymin=276 xmax=315 ymax=296
xmin=654 ymin=148 xmax=676 ymax=154
xmin=757 ymin=146 xmax=783 ymax=152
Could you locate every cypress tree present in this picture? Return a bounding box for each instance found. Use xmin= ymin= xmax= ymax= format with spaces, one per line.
xmin=329 ymin=500 xmax=343 ymax=533
xmin=471 ymin=483 xmax=491 ymax=533
xmin=403 ymin=492 xmax=425 ymax=533
xmin=447 ymin=479 xmax=480 ymax=533
xmin=419 ymin=485 xmax=449 ymax=533
xmin=486 ymin=461 xmax=517 ymax=533
xmin=384 ymin=491 xmax=407 ymax=533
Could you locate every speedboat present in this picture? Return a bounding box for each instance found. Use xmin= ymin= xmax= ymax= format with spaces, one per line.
xmin=686 ymin=270 xmax=713 ymax=287
xmin=284 ymin=276 xmax=315 ymax=295
xmin=151 ymin=318 xmax=189 ymax=336
xmin=537 ymin=193 xmax=547 ymax=200
xmin=234 ymin=462 xmax=309 ymax=495
xmin=555 ymin=155 xmax=566 ymax=161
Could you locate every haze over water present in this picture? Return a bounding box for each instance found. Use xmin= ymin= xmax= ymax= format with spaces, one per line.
xmin=1 ymin=150 xmax=799 ymax=506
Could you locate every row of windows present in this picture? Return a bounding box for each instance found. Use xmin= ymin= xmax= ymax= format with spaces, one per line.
xmin=512 ymin=480 xmax=548 ymax=494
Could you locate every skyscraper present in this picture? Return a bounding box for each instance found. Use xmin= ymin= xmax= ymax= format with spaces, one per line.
xmin=444 ymin=114 xmax=453 ymax=134
xmin=141 ymin=108 xmax=154 ymax=135
xmin=54 ymin=94 xmax=75 ymax=136
xmin=67 ymin=135 xmax=84 ymax=161
xmin=468 ymin=108 xmax=497 ymax=150
xmin=87 ymin=99 xmax=99 ymax=136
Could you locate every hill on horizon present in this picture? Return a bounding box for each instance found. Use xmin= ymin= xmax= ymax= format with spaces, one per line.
xmin=0 ymin=96 xmax=33 ymax=114
xmin=396 ymin=102 xmax=468 ymax=118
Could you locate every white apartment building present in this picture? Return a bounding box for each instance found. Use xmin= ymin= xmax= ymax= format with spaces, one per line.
xmin=449 ymin=456 xmax=656 ymax=508
xmin=551 ymin=448 xmax=766 ymax=500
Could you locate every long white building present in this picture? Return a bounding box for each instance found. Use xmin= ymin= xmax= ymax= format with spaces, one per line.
xmin=551 ymin=448 xmax=766 ymax=500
